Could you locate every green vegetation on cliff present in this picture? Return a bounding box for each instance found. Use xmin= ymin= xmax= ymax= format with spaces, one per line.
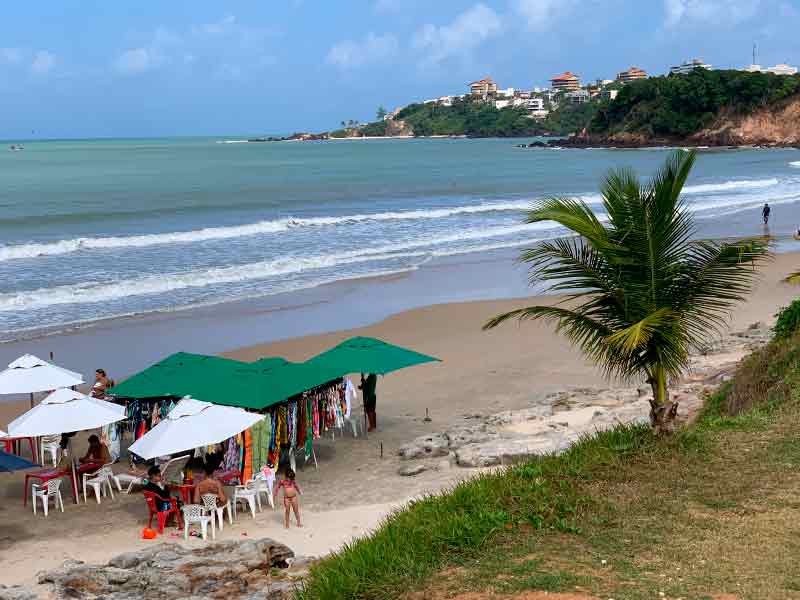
xmin=591 ymin=68 xmax=800 ymax=138
xmin=346 ymin=98 xmax=599 ymax=138
xmin=394 ymin=100 xmax=542 ymax=137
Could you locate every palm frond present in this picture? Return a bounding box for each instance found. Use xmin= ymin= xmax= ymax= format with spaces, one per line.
xmin=604 ymin=308 xmax=676 ymax=354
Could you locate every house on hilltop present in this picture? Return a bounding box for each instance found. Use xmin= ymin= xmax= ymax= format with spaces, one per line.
xmin=469 ymin=77 xmax=498 ymax=100
xmin=616 ymin=66 xmax=647 ymax=83
xmin=550 ymin=72 xmax=581 ymax=92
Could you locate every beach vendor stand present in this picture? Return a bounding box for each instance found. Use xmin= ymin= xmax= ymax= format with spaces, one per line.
xmin=307 ymin=336 xmax=441 ymax=436
xmin=7 ymin=388 xmax=126 ymax=505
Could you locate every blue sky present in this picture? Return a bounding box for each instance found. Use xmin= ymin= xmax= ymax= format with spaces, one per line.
xmin=1 ymin=0 xmax=799 ymax=138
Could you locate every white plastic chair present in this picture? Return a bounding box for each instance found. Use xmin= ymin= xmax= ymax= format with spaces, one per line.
xmin=83 ymin=465 xmax=115 ymax=504
xmin=253 ymin=472 xmax=275 ymax=510
xmin=232 ymin=480 xmax=261 ymax=519
xmin=32 ymin=479 xmax=64 ymax=516
xmin=182 ymin=504 xmax=214 ymax=540
xmin=112 ymin=472 xmax=144 ymax=494
xmin=160 ymin=456 xmax=190 ymax=485
xmin=40 ymin=435 xmax=61 ymax=467
xmin=201 ymin=493 xmax=233 ymax=532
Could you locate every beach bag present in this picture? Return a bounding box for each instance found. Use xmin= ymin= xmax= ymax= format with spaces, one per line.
xmin=142 ymin=527 xmax=158 ymax=539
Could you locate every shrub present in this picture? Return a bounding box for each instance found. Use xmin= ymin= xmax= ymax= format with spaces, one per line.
xmin=773 ymin=298 xmax=800 ymax=340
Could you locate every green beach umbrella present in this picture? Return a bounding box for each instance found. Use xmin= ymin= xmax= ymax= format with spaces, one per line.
xmin=221 ymin=358 xmax=344 ymax=410
xmin=108 ymin=352 xmax=267 ymax=402
xmin=307 ymin=336 xmax=441 ymax=376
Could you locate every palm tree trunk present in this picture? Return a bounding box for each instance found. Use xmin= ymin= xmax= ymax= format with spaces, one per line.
xmin=648 ymin=367 xmax=678 ymax=434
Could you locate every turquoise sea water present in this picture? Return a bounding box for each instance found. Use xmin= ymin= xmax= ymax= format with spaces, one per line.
xmin=1 ymin=137 xmax=799 ymax=340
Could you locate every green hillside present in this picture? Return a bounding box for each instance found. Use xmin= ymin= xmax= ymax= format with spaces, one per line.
xmin=590 ymin=68 xmax=800 ymax=138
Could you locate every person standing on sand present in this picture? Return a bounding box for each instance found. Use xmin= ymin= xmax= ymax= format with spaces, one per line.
xmin=763 ymin=203 xmax=771 ymax=225
xmin=360 ymin=373 xmax=378 ymax=431
xmin=274 ymin=469 xmax=302 ymax=529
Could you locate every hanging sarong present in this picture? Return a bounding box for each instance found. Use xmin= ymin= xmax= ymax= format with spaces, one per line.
xmin=305 ymin=396 xmax=314 ymax=459
xmin=242 ymin=429 xmax=253 ymax=482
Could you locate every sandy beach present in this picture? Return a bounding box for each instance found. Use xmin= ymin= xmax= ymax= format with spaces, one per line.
xmin=0 ymin=250 xmax=798 ymax=588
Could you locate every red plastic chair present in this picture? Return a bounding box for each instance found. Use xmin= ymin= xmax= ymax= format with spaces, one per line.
xmin=143 ymin=491 xmax=181 ymax=533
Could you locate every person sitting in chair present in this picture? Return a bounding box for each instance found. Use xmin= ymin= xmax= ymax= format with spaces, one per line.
xmin=143 ymin=466 xmax=183 ymax=527
xmin=79 ymin=434 xmax=111 ymax=464
xmin=193 ymin=463 xmax=227 ymax=505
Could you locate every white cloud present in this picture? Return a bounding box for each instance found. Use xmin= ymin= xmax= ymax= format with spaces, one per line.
xmin=412 ymin=3 xmax=502 ymax=64
xmin=664 ymin=0 xmax=761 ymax=26
xmin=514 ymin=0 xmax=575 ymax=31
xmin=115 ymin=16 xmax=276 ymax=78
xmin=326 ymin=32 xmax=399 ymax=69
xmin=0 ymin=47 xmax=22 ymax=65
xmin=31 ymin=50 xmax=56 ymax=74
xmin=115 ymin=47 xmax=160 ymax=74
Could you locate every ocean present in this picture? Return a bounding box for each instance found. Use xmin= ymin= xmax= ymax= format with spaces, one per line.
xmin=1 ymin=137 xmax=800 ymax=343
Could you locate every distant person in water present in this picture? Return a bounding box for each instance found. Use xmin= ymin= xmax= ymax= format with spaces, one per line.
xmin=763 ymin=203 xmax=771 ymax=225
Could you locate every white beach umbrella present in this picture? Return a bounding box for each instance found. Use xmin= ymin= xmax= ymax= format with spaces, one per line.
xmin=128 ymin=396 xmax=264 ymax=460
xmin=7 ymin=388 xmax=126 ymax=438
xmin=0 ymin=354 xmax=84 ymax=407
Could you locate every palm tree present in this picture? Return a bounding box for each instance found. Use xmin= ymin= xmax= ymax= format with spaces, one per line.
xmin=484 ymin=151 xmax=769 ymax=432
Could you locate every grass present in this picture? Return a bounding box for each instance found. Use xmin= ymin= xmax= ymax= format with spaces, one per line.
xmin=297 ymin=330 xmax=800 ymax=600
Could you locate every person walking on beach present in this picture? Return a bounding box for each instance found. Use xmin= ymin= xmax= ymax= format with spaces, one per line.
xmin=762 ymin=203 xmax=771 ymax=225
xmin=274 ymin=469 xmax=302 ymax=529
xmin=360 ymin=373 xmax=378 ymax=432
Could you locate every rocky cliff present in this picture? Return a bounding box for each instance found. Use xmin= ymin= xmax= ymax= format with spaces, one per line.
xmin=559 ymin=95 xmax=800 ymax=148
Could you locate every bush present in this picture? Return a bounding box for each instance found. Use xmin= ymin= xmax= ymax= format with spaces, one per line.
xmin=773 ymin=298 xmax=800 ymax=340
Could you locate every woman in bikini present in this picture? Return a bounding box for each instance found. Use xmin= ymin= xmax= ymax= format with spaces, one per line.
xmin=273 ymin=468 xmax=302 ymax=529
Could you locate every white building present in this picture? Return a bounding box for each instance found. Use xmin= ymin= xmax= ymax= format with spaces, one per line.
xmin=526 ymin=98 xmax=549 ymax=120
xmin=527 ymin=98 xmax=546 ymax=111
xmin=767 ymin=63 xmax=798 ymax=75
xmin=494 ymin=99 xmax=512 ymax=109
xmin=742 ymin=63 xmax=798 ymax=75
xmin=565 ymin=89 xmax=590 ymax=104
xmin=438 ymin=95 xmax=455 ymax=106
xmin=496 ymin=87 xmax=515 ymax=97
xmin=670 ymin=58 xmax=712 ymax=75
xmin=601 ymin=89 xmax=619 ymax=101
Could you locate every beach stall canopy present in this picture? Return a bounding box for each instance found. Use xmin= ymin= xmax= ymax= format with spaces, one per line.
xmin=0 ymin=449 xmax=37 ymax=472
xmin=0 ymin=354 xmax=83 ymax=394
xmin=128 ymin=396 xmax=265 ymax=460
xmin=7 ymin=388 xmax=126 ymax=437
xmin=307 ymin=336 xmax=440 ymax=376
xmin=109 ymin=351 xmax=341 ymax=411
xmin=108 ymin=352 xmax=260 ymax=400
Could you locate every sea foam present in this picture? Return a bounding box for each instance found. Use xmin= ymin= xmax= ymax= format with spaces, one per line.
xmin=0 ymin=200 xmax=532 ymax=262
xmin=0 ymin=222 xmax=559 ymax=311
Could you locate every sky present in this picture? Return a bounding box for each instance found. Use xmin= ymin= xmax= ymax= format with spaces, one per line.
xmin=1 ymin=0 xmax=800 ymax=138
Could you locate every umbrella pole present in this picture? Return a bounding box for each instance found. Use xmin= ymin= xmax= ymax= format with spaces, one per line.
xmin=29 ymin=392 xmax=33 ymax=409
xmin=71 ymin=457 xmax=79 ymax=504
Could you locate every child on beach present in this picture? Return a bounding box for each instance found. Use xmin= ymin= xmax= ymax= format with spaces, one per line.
xmin=273 ymin=469 xmax=302 ymax=529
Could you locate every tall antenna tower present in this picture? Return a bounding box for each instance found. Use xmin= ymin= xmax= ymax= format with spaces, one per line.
xmin=753 ymin=42 xmax=757 ymax=66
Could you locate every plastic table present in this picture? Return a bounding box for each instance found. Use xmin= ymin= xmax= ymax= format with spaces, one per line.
xmin=23 ymin=462 xmax=101 ymax=506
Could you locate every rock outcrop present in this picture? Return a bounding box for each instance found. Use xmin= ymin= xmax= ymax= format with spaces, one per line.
xmin=399 ymin=326 xmax=772 ymax=469
xmin=8 ymin=538 xmax=305 ymax=600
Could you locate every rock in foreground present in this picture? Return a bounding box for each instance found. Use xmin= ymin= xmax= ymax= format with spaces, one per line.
xmin=30 ymin=538 xmax=300 ymax=600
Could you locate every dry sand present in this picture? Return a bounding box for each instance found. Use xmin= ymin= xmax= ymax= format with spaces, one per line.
xmin=0 ymin=251 xmax=798 ymax=586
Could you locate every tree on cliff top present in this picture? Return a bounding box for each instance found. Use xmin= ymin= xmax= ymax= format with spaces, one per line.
xmin=484 ymin=151 xmax=769 ymax=432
